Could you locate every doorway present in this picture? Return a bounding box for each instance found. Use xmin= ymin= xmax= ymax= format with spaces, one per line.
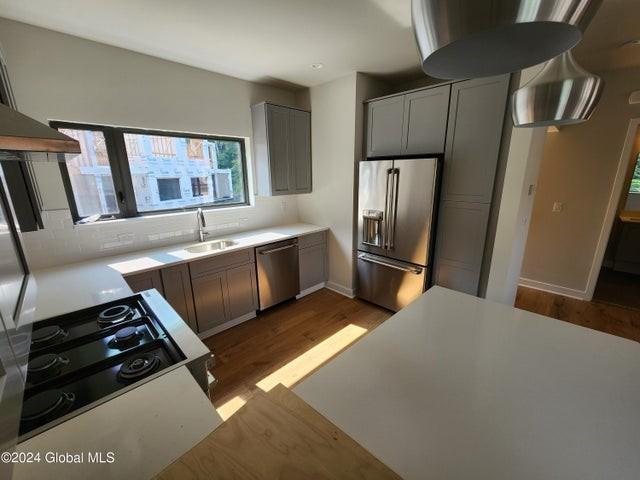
xmin=591 ymin=122 xmax=640 ymax=309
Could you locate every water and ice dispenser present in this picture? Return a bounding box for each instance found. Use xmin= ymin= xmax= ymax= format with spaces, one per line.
xmin=362 ymin=209 xmax=383 ymax=247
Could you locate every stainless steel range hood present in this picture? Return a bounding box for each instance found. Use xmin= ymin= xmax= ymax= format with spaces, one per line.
xmin=0 ymin=103 xmax=80 ymax=161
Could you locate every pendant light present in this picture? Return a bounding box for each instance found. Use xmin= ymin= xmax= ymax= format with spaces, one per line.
xmin=412 ymin=0 xmax=602 ymax=79
xmin=512 ymin=50 xmax=603 ymax=127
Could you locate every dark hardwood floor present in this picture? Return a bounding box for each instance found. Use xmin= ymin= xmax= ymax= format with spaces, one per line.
xmin=593 ymin=267 xmax=640 ymax=310
xmin=204 ymin=288 xmax=391 ymax=419
xmin=515 ymin=286 xmax=640 ymax=343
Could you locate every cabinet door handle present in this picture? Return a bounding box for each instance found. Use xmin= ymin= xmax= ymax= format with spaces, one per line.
xmin=259 ymin=244 xmax=297 ymax=255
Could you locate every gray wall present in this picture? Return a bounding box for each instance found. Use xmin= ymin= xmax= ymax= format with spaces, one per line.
xmin=0 ymin=18 xmax=305 ymax=269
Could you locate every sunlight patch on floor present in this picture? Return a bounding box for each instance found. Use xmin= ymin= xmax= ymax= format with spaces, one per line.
xmin=256 ymin=323 xmax=368 ymax=392
xmin=216 ymin=394 xmax=249 ymax=421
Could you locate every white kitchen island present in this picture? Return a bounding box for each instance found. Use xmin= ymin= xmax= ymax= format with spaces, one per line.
xmin=294 ymin=286 xmax=640 ymax=480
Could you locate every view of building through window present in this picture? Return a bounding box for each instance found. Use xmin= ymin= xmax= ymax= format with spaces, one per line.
xmin=123 ymin=133 xmax=246 ymax=213
xmin=59 ymin=128 xmax=119 ymax=218
xmin=55 ymin=124 xmax=248 ymax=220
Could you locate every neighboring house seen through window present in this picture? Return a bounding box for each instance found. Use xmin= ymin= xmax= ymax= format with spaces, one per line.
xmin=54 ymin=122 xmax=249 ymax=221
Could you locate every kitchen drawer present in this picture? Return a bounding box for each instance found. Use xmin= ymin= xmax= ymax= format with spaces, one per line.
xmin=190 ymin=248 xmax=255 ymax=279
xmin=298 ymin=231 xmax=326 ymax=249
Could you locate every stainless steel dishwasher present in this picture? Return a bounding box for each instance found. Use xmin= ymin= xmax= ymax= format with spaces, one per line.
xmin=256 ymin=238 xmax=300 ymax=310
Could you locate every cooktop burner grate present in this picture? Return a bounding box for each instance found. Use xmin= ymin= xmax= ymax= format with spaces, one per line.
xmin=31 ymin=325 xmax=67 ymax=347
xmin=19 ymin=293 xmax=186 ymax=441
xmin=97 ymin=305 xmax=134 ymax=327
xmin=108 ymin=326 xmax=142 ymax=350
xmin=118 ymin=353 xmax=161 ymax=381
xmin=21 ymin=389 xmax=75 ymax=426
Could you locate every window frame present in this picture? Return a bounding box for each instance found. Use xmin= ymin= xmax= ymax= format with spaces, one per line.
xmin=52 ymin=121 xmax=250 ymax=222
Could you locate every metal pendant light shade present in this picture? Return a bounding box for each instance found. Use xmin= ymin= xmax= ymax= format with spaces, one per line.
xmin=512 ymin=51 xmax=603 ymax=127
xmin=412 ymin=0 xmax=602 ymax=79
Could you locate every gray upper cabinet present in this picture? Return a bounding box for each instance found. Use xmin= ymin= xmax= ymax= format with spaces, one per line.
xmin=365 ymin=84 xmax=450 ymax=158
xmin=442 ymin=75 xmax=510 ymax=204
xmin=160 ymin=264 xmax=198 ymax=333
xmin=290 ymin=109 xmax=312 ymax=193
xmin=366 ymin=96 xmax=405 ymax=157
xmin=252 ymin=102 xmax=312 ymax=196
xmin=402 ymin=85 xmax=450 ymax=155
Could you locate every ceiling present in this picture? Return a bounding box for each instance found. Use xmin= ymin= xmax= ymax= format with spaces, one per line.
xmin=573 ymin=0 xmax=640 ymax=73
xmin=0 ymin=0 xmax=637 ymax=90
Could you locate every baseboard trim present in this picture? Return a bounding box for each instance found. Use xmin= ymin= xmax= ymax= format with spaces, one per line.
xmin=325 ymin=281 xmax=355 ymax=298
xmin=518 ymin=277 xmax=588 ymax=301
xmin=197 ymin=311 xmax=257 ymax=339
xmin=296 ymin=282 xmax=326 ymax=299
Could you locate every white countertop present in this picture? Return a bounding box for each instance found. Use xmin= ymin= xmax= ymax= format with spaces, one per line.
xmin=11 ymin=222 xmax=326 ymax=479
xmin=13 ymin=366 xmax=223 ymax=480
xmin=294 ymin=286 xmax=640 ymax=480
xmin=25 ymin=223 xmax=326 ymax=323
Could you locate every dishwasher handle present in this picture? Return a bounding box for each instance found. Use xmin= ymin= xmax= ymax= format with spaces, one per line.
xmin=258 ymin=243 xmax=298 ymax=255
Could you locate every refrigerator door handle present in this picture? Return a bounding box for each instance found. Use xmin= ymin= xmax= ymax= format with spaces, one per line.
xmin=383 ymin=168 xmax=393 ymax=249
xmin=358 ymin=252 xmax=423 ymax=275
xmin=388 ymin=168 xmax=399 ymax=250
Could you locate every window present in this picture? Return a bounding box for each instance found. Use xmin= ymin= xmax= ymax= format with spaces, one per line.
xmin=53 ymin=122 xmax=249 ymax=221
xmin=151 ymin=136 xmax=176 ymax=157
xmin=630 ymin=153 xmax=640 ymax=194
xmin=57 ymin=127 xmax=120 ymax=218
xmin=157 ymin=178 xmax=182 ymax=201
xmin=191 ymin=177 xmax=209 ymax=197
xmin=187 ymin=139 xmax=204 ymax=159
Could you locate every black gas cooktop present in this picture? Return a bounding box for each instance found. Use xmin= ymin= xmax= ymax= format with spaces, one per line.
xmin=20 ymin=294 xmax=185 ymax=440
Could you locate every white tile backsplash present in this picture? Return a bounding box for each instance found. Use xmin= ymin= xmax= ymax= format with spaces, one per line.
xmin=22 ymin=196 xmax=300 ymax=269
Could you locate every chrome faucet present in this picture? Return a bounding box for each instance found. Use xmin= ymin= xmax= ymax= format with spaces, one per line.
xmin=197 ymin=208 xmax=209 ymax=242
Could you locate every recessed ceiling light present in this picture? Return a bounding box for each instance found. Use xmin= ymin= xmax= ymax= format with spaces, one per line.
xmin=310 ymin=63 xmax=324 ymax=70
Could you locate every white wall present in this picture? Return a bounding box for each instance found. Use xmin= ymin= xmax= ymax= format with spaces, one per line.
xmin=297 ymin=74 xmax=358 ymax=295
xmin=0 ymin=18 xmax=302 ymax=269
xmin=484 ymin=67 xmax=547 ymax=305
xmin=521 ymin=66 xmax=640 ymax=296
xmin=296 ymin=72 xmax=389 ymax=296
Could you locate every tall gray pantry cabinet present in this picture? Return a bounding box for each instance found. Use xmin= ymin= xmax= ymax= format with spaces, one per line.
xmin=363 ymin=75 xmax=510 ymax=296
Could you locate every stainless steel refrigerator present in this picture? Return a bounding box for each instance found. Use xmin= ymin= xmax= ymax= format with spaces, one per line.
xmin=356 ymin=156 xmax=440 ymax=311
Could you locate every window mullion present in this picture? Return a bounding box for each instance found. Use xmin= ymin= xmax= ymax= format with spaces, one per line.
xmin=107 ymin=128 xmax=138 ymax=218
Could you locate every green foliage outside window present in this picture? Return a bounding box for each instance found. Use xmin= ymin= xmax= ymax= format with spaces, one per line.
xmin=630 ymin=153 xmax=640 ymax=194
xmin=216 ymin=141 xmax=244 ymax=197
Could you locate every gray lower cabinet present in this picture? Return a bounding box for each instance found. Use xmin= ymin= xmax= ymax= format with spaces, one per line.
xmin=298 ymin=231 xmax=328 ymax=292
xmin=252 ymin=102 xmax=312 ymax=196
xmin=191 ymin=271 xmax=229 ymax=332
xmin=190 ymin=247 xmax=259 ymax=333
xmin=365 ymin=84 xmax=450 ymax=158
xmin=226 ymin=263 xmax=259 ymax=319
xmin=160 ymin=264 xmax=198 ymax=333
xmin=433 ymin=74 xmax=510 ymax=296
xmin=124 ymin=269 xmax=164 ymax=296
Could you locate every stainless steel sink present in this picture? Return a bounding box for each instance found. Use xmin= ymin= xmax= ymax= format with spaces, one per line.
xmin=185 ymin=239 xmax=237 ymax=254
